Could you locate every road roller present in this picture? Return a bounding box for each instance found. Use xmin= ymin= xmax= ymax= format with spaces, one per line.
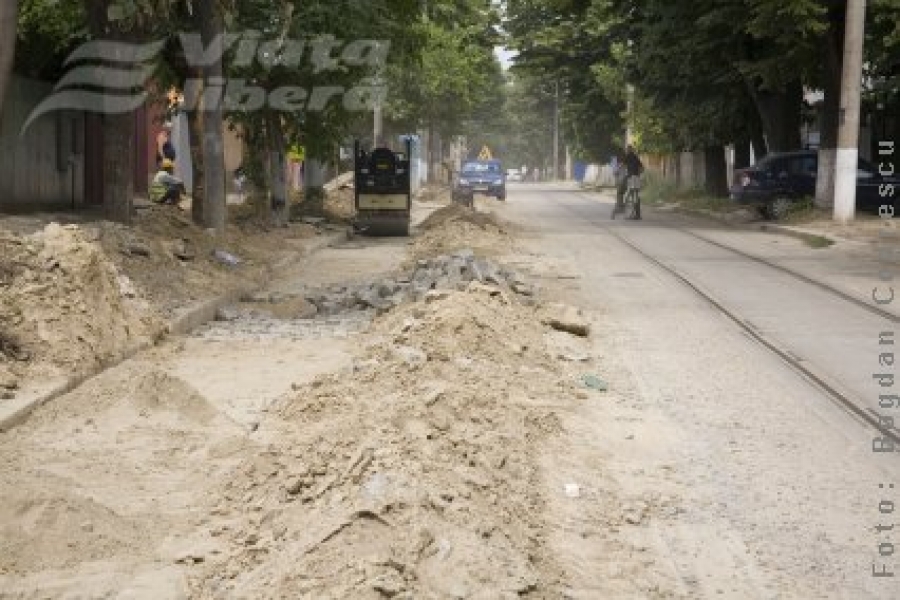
xmin=354 ymin=139 xmax=412 ymax=236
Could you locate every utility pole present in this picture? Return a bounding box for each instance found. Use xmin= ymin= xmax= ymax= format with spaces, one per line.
xmin=626 ymin=84 xmax=635 ymax=145
xmin=373 ymin=42 xmax=384 ymax=147
xmin=834 ymin=0 xmax=867 ymax=223
xmin=553 ymin=80 xmax=560 ymax=180
xmin=374 ymin=102 xmax=383 ymax=146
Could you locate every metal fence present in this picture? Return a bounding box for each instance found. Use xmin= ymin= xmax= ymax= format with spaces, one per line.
xmin=0 ymin=76 xmax=85 ymax=211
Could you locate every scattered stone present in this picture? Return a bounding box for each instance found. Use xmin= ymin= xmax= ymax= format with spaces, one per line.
xmin=124 ymin=241 xmax=152 ymax=257
xmin=424 ymin=290 xmax=451 ymax=303
xmin=0 ymin=365 xmax=19 ymax=390
xmin=544 ymin=303 xmax=591 ymax=337
xmin=212 ymin=249 xmax=241 ymax=267
xmin=286 ymin=478 xmax=306 ymax=495
xmin=372 ymin=571 xmax=405 ymax=597
xmin=623 ymin=502 xmax=648 ymax=525
xmin=511 ymin=282 xmax=535 ymax=296
xmin=420 ymin=381 xmax=448 ymax=406
xmin=581 ymin=374 xmax=608 ymax=391
xmin=215 ymin=306 xmax=242 ymax=322
xmin=172 ymin=239 xmax=196 ymax=261
xmin=244 ymin=291 xmax=271 ymax=303
xmin=175 ymin=551 xmax=207 ymax=565
xmin=353 ymin=358 xmax=381 ymax=373
xmin=557 ymin=351 xmax=591 ymax=362
xmin=467 ymin=281 xmax=503 ymax=298
xmin=393 ymin=345 xmax=428 ymax=366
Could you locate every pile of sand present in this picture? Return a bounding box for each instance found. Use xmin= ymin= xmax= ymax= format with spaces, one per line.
xmin=0 ymin=224 xmax=164 ymax=381
xmin=0 ymin=365 xmax=240 ymax=584
xmin=412 ymin=205 xmax=513 ymax=261
xmin=187 ymin=287 xmax=583 ymax=597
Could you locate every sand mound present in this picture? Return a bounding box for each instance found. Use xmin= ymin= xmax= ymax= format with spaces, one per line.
xmin=412 ymin=206 xmax=513 ymax=262
xmin=127 ymin=370 xmax=220 ymax=424
xmin=0 ymin=224 xmax=164 ymax=380
xmin=0 ymin=492 xmax=148 ymax=573
xmin=188 ymin=288 xmax=579 ymax=597
xmin=418 ymin=204 xmax=504 ymax=231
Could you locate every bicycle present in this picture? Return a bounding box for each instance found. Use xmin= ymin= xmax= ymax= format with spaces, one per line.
xmin=612 ymin=175 xmax=642 ymax=220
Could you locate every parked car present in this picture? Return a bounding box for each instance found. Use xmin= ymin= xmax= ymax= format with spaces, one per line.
xmin=506 ymin=168 xmax=523 ymax=182
xmin=453 ymin=159 xmax=507 ymax=202
xmin=730 ymin=150 xmax=899 ymax=219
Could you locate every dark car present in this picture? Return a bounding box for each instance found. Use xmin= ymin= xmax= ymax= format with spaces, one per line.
xmin=730 ymin=150 xmax=899 ymax=219
xmin=453 ymin=159 xmax=507 ymax=203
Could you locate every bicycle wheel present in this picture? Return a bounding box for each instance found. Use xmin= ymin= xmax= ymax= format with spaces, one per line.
xmin=624 ymin=189 xmax=638 ymax=220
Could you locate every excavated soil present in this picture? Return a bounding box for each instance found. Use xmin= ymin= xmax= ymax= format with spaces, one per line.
xmin=0 ymin=193 xmax=597 ymax=598
xmin=185 ymin=287 xmax=583 ymax=598
xmin=0 ymin=205 xmax=327 ymax=393
xmin=411 ymin=204 xmax=514 ymax=262
xmin=0 ymin=224 xmax=164 ymax=383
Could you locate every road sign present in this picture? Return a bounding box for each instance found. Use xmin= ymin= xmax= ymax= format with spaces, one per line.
xmin=477 ymin=146 xmax=493 ymax=160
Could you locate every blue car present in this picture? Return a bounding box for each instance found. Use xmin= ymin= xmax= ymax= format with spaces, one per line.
xmin=453 ymin=160 xmax=507 ymax=203
xmin=730 ymin=150 xmax=898 ymax=219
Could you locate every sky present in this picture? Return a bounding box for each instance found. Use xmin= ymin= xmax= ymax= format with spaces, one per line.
xmin=494 ymin=47 xmax=518 ymax=71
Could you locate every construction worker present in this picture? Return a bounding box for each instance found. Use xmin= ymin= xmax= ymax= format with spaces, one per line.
xmin=150 ymin=159 xmax=186 ymax=206
xmin=156 ymin=121 xmax=176 ymax=168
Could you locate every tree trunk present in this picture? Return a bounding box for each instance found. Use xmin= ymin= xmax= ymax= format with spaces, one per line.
xmin=749 ymin=79 xmax=804 ymax=153
xmin=86 ymin=3 xmax=135 ymax=223
xmin=704 ymin=145 xmax=728 ymax=197
xmin=266 ymin=112 xmax=289 ymax=224
xmin=751 ymin=128 xmax=768 ymax=162
xmin=427 ymin=121 xmax=437 ymax=184
xmin=196 ymin=0 xmax=226 ymax=233
xmin=815 ymin=7 xmax=845 ymax=208
xmin=187 ymin=106 xmax=205 ymax=224
xmin=734 ymin=139 xmax=751 ymax=170
xmin=303 ymin=158 xmax=326 ymax=216
xmin=102 ymin=113 xmax=135 ymax=223
xmin=674 ymin=151 xmax=682 ymax=190
xmin=0 ymin=0 xmax=18 ymax=122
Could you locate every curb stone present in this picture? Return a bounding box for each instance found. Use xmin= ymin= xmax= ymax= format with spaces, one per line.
xmin=0 ymin=230 xmax=348 ymax=433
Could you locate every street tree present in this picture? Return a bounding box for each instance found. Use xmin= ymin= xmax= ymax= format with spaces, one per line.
xmin=0 ymin=1 xmax=19 ymax=119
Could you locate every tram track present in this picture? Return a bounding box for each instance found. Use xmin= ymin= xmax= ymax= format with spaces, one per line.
xmin=564 ymin=192 xmax=900 ymax=448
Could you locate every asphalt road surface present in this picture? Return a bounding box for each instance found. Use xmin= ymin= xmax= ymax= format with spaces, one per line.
xmin=498 ymin=182 xmax=900 ymax=599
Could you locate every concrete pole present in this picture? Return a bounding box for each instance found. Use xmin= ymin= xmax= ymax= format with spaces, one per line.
xmin=374 ymin=102 xmax=383 ymax=147
xmin=834 ymin=0 xmax=867 ymax=223
xmin=626 ymin=84 xmax=635 ymax=145
xmin=373 ymin=43 xmax=384 ymax=147
xmin=553 ymin=80 xmax=560 ymax=180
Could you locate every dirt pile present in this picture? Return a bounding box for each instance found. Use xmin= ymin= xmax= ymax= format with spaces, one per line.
xmin=188 ymin=287 xmax=586 ymax=598
xmin=95 ymin=206 xmax=323 ymax=315
xmin=412 ymin=205 xmax=513 ymax=261
xmin=0 ymin=365 xmax=239 ymax=584
xmin=0 ymin=224 xmax=164 ymax=383
xmin=417 ymin=184 xmax=452 ymax=205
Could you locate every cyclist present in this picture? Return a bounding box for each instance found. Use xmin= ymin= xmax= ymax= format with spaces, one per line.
xmin=613 ymin=144 xmax=644 ymax=219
